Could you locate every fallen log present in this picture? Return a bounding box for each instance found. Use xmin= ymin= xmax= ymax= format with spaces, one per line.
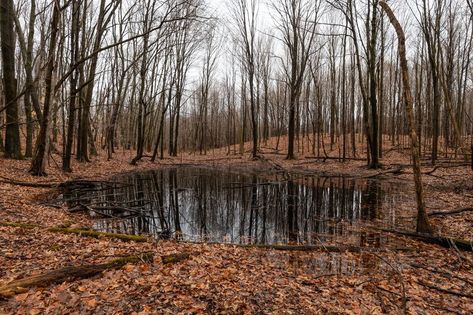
xmin=0 ymin=221 xmax=148 ymax=242
xmin=378 ymin=228 xmax=472 ymax=251
xmin=417 ymin=279 xmax=473 ymax=299
xmin=0 ymin=221 xmax=37 ymax=229
xmin=363 ymin=167 xmax=403 ymax=179
xmin=0 ymin=252 xmax=154 ymax=298
xmin=240 ymin=244 xmax=417 ymax=252
xmin=409 ymin=262 xmax=473 ymax=286
xmin=178 ymin=240 xmax=416 ymax=253
xmin=429 ymin=207 xmax=473 ymax=217
xmin=0 ymin=176 xmax=60 ymax=188
xmin=47 ymin=227 xmax=148 ymax=242
xmin=304 ymin=156 xmax=366 ymax=162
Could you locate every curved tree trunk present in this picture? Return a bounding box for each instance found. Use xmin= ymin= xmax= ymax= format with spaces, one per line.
xmin=379 ymin=0 xmax=433 ymax=234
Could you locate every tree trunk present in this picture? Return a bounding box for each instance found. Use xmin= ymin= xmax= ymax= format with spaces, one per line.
xmin=379 ymin=0 xmax=433 ymax=234
xmin=29 ymin=1 xmax=61 ymax=176
xmin=0 ymin=0 xmax=21 ymax=159
xmin=368 ymin=0 xmax=379 ymax=169
xmin=63 ymin=0 xmax=81 ymax=172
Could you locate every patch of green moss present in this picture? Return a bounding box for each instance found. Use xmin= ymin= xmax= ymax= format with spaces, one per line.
xmin=48 ymin=244 xmax=61 ymax=252
xmin=0 ymin=221 xmax=37 ymax=229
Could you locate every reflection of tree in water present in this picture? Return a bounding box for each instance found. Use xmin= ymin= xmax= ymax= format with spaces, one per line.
xmin=71 ymin=168 xmax=395 ymax=246
xmin=169 ymin=169 xmax=182 ymax=239
xmin=287 ymin=180 xmax=299 ymax=244
xmin=361 ymin=180 xmax=383 ymax=220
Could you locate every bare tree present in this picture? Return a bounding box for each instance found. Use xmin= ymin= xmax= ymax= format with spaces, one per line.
xmin=230 ymin=0 xmax=259 ymax=159
xmin=13 ymin=0 xmax=42 ymax=157
xmin=379 ymin=0 xmax=433 ymax=234
xmin=131 ymin=0 xmax=156 ymax=165
xmin=272 ymin=0 xmax=320 ymax=160
xmin=29 ymin=0 xmax=63 ymax=175
xmin=77 ymin=0 xmax=120 ymax=162
xmin=0 ymin=0 xmax=21 ymax=159
xmin=197 ymin=24 xmax=218 ymax=155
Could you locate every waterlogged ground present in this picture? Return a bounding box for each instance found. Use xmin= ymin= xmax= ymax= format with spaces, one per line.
xmin=60 ymin=167 xmax=414 ymax=250
xmin=0 ymin=149 xmax=472 ymax=314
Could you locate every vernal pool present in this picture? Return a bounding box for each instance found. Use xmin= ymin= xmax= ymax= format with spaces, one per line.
xmin=62 ymin=167 xmax=414 ymax=248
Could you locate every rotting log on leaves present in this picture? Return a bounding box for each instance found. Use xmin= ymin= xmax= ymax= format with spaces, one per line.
xmin=429 ymin=207 xmax=473 ymax=217
xmin=0 ymin=221 xmax=148 ymax=242
xmin=0 ymin=221 xmax=37 ymax=229
xmin=0 ymin=252 xmax=154 ymax=298
xmin=47 ymin=227 xmax=148 ymax=242
xmin=379 ymin=228 xmax=472 ymax=251
xmin=0 ymin=176 xmax=60 ymax=188
xmin=178 ymin=241 xmax=417 ymax=253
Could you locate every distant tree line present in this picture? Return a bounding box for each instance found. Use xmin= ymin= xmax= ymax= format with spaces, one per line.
xmin=0 ymin=0 xmax=472 ymax=175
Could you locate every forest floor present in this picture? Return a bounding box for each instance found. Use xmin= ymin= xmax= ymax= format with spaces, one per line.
xmin=0 ymin=136 xmax=472 ymax=314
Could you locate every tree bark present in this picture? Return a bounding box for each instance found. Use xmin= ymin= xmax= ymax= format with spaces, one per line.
xmin=63 ymin=0 xmax=81 ymax=172
xmin=29 ymin=1 xmax=62 ymax=176
xmin=379 ymin=0 xmax=433 ymax=234
xmin=0 ymin=253 xmax=153 ymax=298
xmin=0 ymin=0 xmax=22 ymax=159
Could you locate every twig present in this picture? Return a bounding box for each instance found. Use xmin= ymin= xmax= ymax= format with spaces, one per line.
xmin=429 ymin=207 xmax=473 ymax=217
xmin=417 ymin=279 xmax=473 ymax=299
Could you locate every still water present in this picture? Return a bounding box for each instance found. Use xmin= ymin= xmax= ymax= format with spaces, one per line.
xmin=63 ymin=167 xmax=411 ymax=247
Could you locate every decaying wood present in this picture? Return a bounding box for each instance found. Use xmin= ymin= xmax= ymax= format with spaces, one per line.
xmin=0 ymin=221 xmax=148 ymax=242
xmin=245 ymin=244 xmax=416 ymax=252
xmin=179 ymin=240 xmax=416 ymax=253
xmin=424 ymin=163 xmax=470 ymax=175
xmin=0 ymin=252 xmax=154 ymax=297
xmin=47 ymin=227 xmax=148 ymax=242
xmin=363 ymin=167 xmax=403 ymax=179
xmin=379 ymin=228 xmax=472 ymax=251
xmin=0 ymin=176 xmax=60 ymax=188
xmin=0 ymin=176 xmax=134 ymax=191
xmin=409 ymin=262 xmax=473 ymax=287
xmin=304 ymin=156 xmax=366 ymax=162
xmin=0 ymin=221 xmax=37 ymax=229
xmin=417 ymin=279 xmax=473 ymax=299
xmin=429 ymin=207 xmax=473 ymax=217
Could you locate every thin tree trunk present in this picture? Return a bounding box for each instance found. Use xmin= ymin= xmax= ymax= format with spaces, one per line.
xmin=379 ymin=0 xmax=433 ymax=234
xmin=30 ymin=1 xmax=61 ymax=175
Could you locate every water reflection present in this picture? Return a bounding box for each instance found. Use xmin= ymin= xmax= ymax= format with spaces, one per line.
xmin=63 ymin=167 xmax=406 ymax=246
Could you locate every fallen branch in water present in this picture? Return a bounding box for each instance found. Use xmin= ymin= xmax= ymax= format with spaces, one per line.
xmin=242 ymin=243 xmax=417 ymax=253
xmin=178 ymin=240 xmax=417 ymax=253
xmin=0 ymin=252 xmax=154 ymax=298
